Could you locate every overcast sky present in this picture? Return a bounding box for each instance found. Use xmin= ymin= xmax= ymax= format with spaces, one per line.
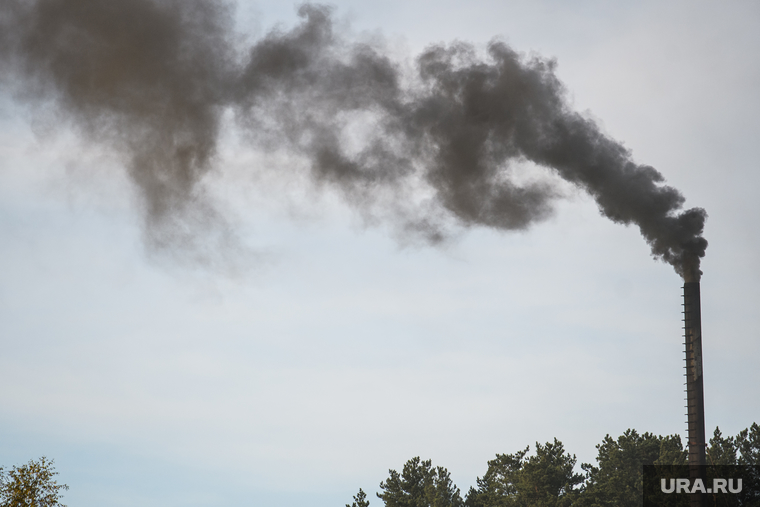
xmin=1 ymin=1 xmax=759 ymax=506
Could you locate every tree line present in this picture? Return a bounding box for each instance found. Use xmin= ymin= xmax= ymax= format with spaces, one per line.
xmin=3 ymin=423 xmax=758 ymax=506
xmin=348 ymin=424 xmax=760 ymax=507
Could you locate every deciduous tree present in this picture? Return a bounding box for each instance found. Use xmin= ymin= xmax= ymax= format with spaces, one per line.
xmin=0 ymin=457 xmax=68 ymax=507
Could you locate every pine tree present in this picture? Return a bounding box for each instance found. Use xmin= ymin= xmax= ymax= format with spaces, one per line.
xmin=466 ymin=439 xmax=582 ymax=507
xmin=348 ymin=488 xmax=371 ymax=507
xmin=378 ymin=456 xmax=464 ymax=507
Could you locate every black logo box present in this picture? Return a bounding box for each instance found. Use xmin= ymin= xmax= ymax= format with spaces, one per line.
xmin=643 ymin=465 xmax=760 ymax=506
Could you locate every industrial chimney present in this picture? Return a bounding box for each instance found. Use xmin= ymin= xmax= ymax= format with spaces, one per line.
xmin=683 ymin=277 xmax=706 ymax=506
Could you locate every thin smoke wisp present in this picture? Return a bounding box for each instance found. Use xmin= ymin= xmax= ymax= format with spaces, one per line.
xmin=0 ymin=0 xmax=708 ymax=279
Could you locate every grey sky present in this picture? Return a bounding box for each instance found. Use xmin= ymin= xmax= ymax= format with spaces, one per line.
xmin=1 ymin=1 xmax=759 ymax=506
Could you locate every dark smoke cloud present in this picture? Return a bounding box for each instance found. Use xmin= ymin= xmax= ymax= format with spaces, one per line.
xmin=0 ymin=0 xmax=707 ymax=279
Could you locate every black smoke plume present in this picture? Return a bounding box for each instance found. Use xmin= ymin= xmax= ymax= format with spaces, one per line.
xmin=0 ymin=0 xmax=707 ymax=279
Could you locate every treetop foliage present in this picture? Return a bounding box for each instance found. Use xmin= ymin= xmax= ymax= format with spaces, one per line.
xmin=377 ymin=456 xmax=464 ymax=507
xmin=350 ymin=424 xmax=760 ymax=507
xmin=348 ymin=488 xmax=371 ymax=507
xmin=0 ymin=457 xmax=68 ymax=507
xmin=467 ymin=438 xmax=583 ymax=507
